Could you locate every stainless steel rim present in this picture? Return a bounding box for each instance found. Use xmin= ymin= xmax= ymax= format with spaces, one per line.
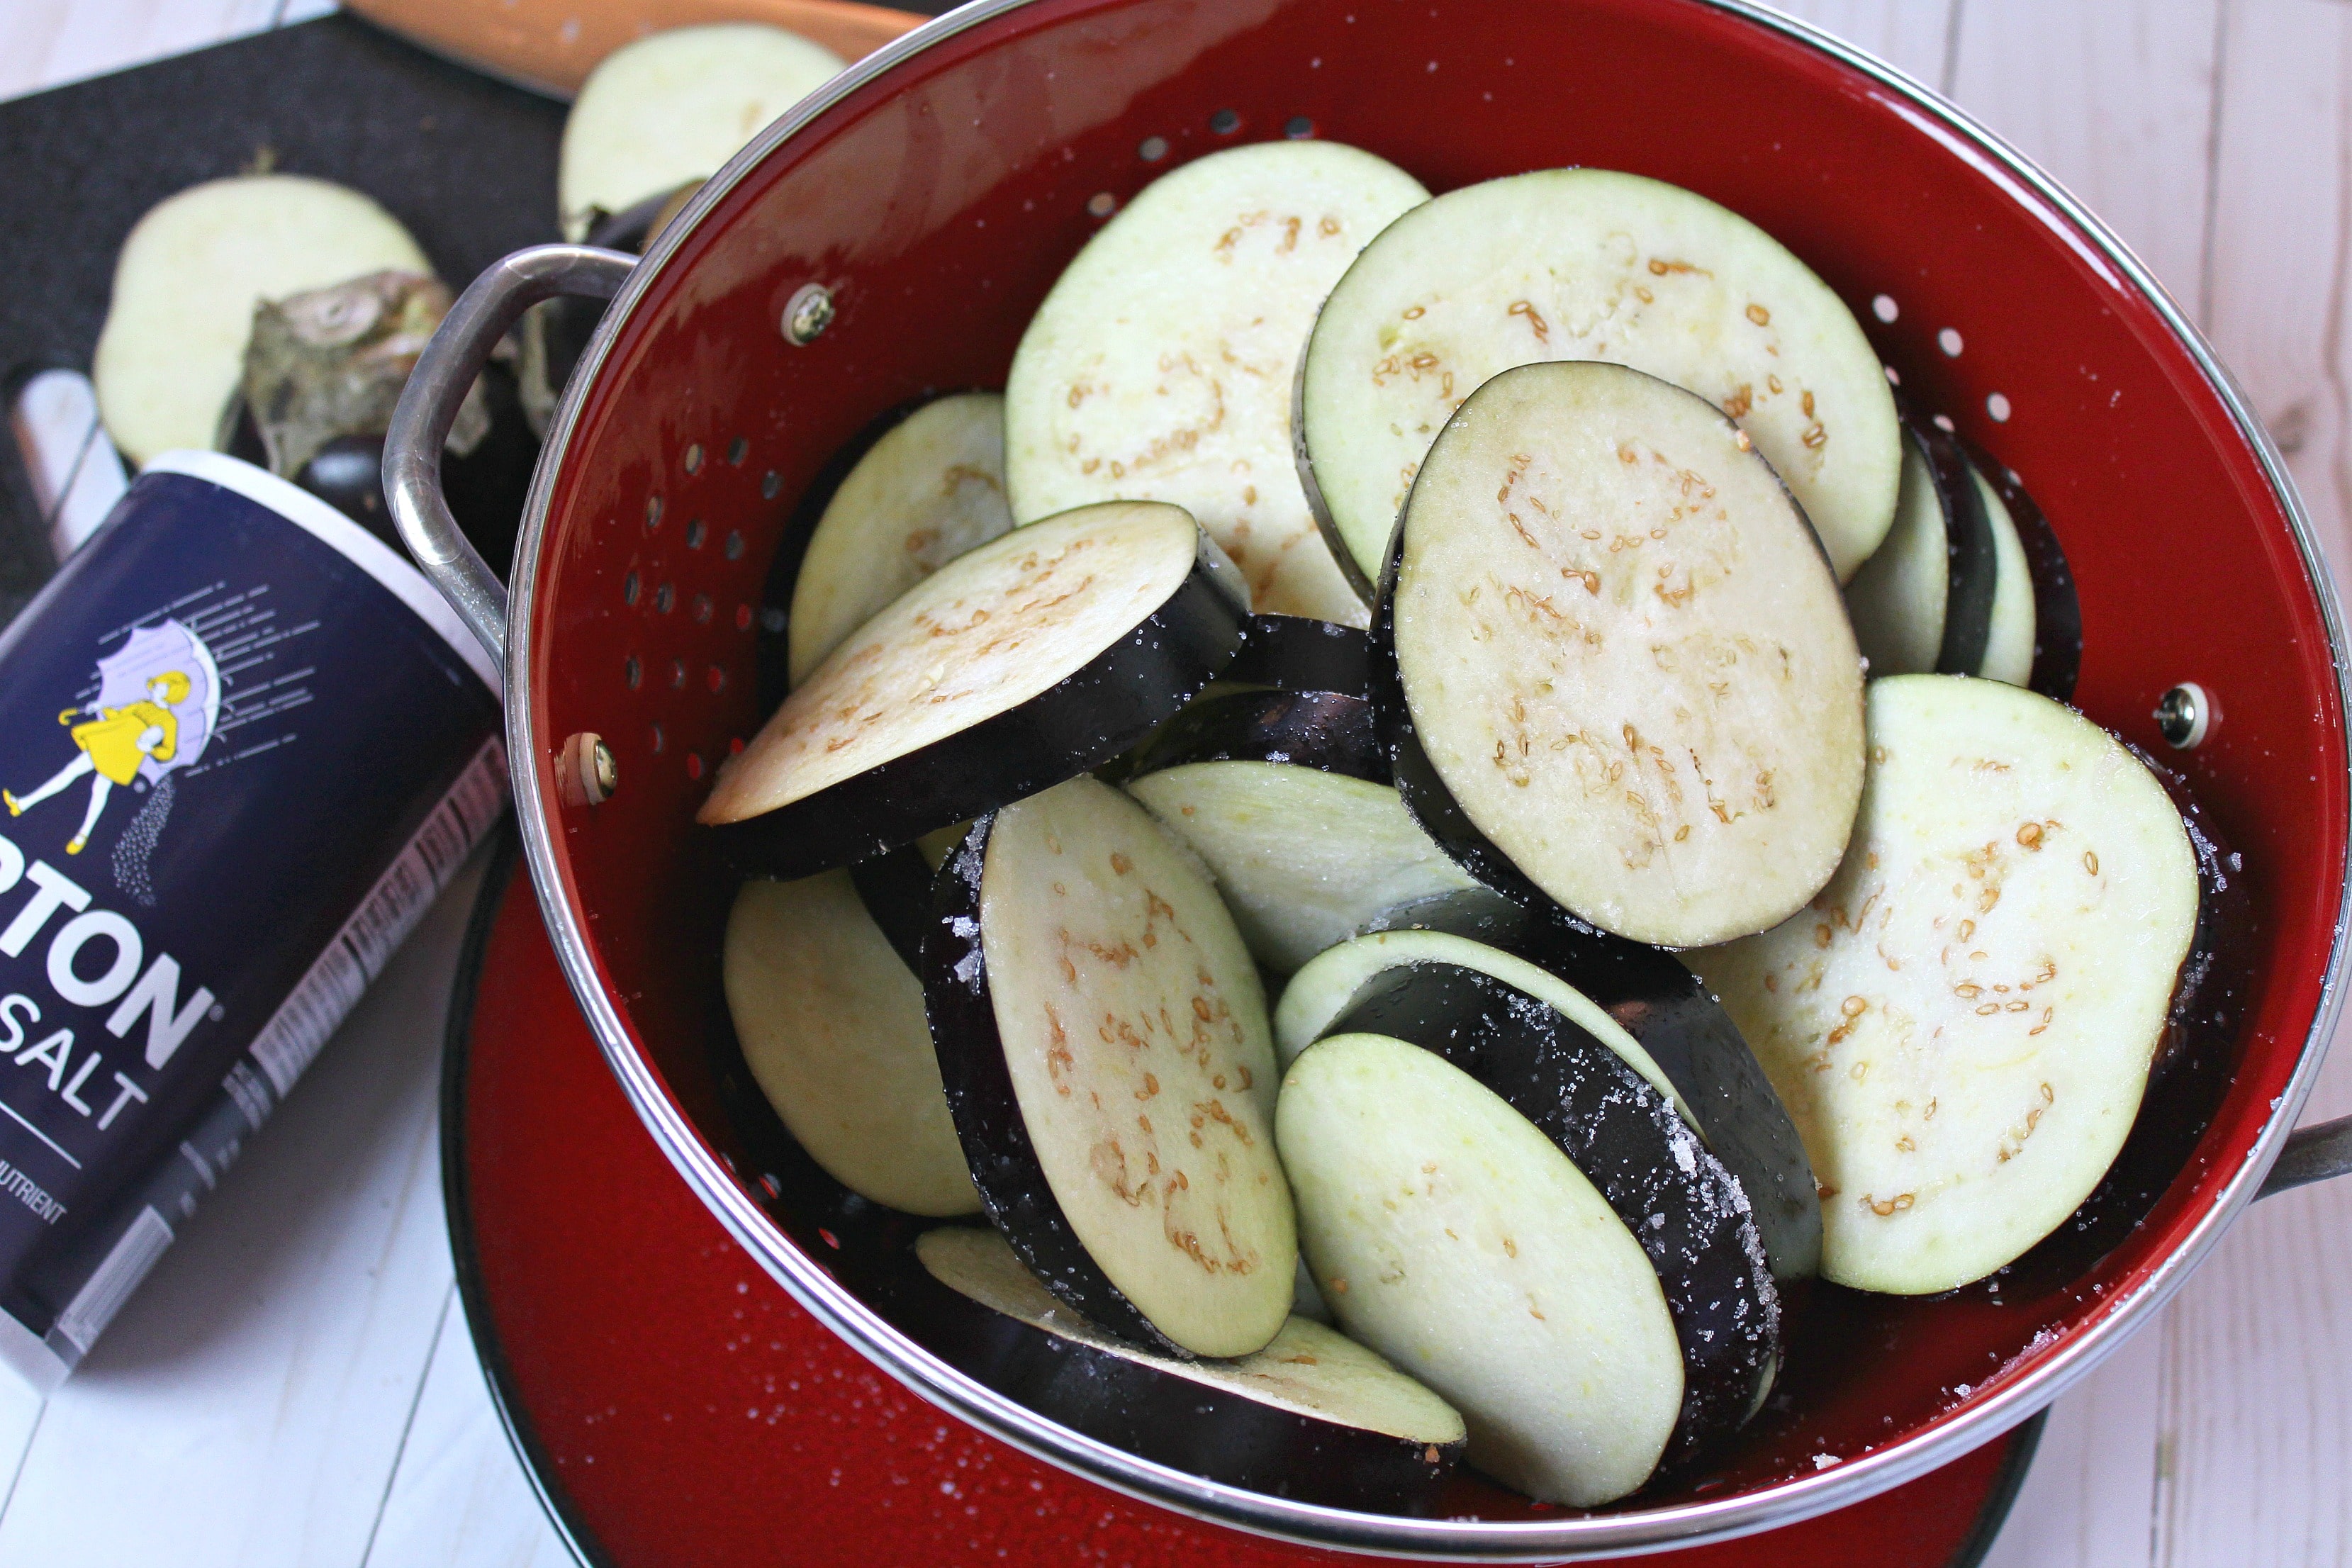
xmin=500 ymin=0 xmax=2352 ymax=1556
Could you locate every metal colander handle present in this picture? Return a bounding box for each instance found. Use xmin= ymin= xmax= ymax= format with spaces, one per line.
xmin=2260 ymin=1114 xmax=2352 ymax=1198
xmin=385 ymin=244 xmax=635 ymax=667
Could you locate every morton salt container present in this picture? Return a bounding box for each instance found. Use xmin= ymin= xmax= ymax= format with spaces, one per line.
xmin=0 ymin=449 xmax=500 ymax=1388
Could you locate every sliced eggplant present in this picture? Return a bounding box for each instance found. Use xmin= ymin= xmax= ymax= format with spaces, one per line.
xmin=558 ymin=23 xmax=845 ymax=240
xmin=914 ymin=1226 xmax=1465 ymax=1510
xmin=700 ymin=501 xmax=1248 ymax=877
xmin=788 ymin=392 xmax=1017 ymax=686
xmin=1123 ymin=690 xmax=1478 ymax=973
xmin=1298 ymin=167 xmax=1902 ymax=592
xmin=1969 ymin=458 xmax=2039 ymax=689
xmin=1277 ymin=1031 xmax=1686 ymax=1506
xmin=1321 ymin=961 xmax=1779 ymax=1472
xmin=722 ymin=873 xmax=980 ymax=1217
xmin=1005 ymin=140 xmax=1430 ymax=625
xmin=1843 ymin=422 xmax=1954 ymax=678
xmin=927 ymin=776 xmax=1294 ymax=1358
xmin=1375 ymin=360 xmax=1866 ymax=947
xmin=1685 ymin=675 xmax=2204 ymax=1295
xmin=1224 ymin=613 xmax=1372 ymax=699
xmin=1275 ymin=905 xmax=1821 ymax=1282
xmin=93 ymin=174 xmax=432 ymax=466
xmin=1962 ymin=445 xmax=2081 ymax=702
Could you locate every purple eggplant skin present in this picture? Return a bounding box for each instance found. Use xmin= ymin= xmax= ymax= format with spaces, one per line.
xmin=1959 ymin=436 xmax=2082 ymax=702
xmin=920 ymin=818 xmax=1189 ymax=1355
xmin=1224 ymin=613 xmax=1373 ymax=700
xmin=1908 ymin=411 xmax=2000 ymax=678
xmin=887 ymin=1236 xmax=1462 ymax=1513
xmin=847 ymin=846 xmax=932 ymax=973
xmin=1122 ymin=688 xmax=1384 ymax=784
xmin=1359 ymin=889 xmax=1822 ymax=1284
xmin=1326 ymin=960 xmax=1780 ymax=1473
xmin=712 ymin=530 xmax=1249 ymax=881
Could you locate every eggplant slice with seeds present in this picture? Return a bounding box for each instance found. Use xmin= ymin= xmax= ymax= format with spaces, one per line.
xmin=788 ymin=391 xmax=1016 ymax=686
xmin=1122 ymin=690 xmax=1479 ymax=973
xmin=1319 ymin=961 xmax=1779 ymax=1473
xmin=1005 ymin=140 xmax=1429 ymax=623
xmin=1686 ymin=675 xmax=2205 ymax=1295
xmin=914 ymin=1226 xmax=1465 ymax=1511
xmin=1278 ymin=1031 xmax=1685 ymax=1506
xmin=1374 ymin=360 xmax=1866 ymax=947
xmin=701 ymin=501 xmax=1248 ymax=878
xmin=927 ymin=776 xmax=1295 ymax=1358
xmin=1297 ymin=167 xmax=1901 ymax=591
xmin=1276 ymin=899 xmax=1821 ymax=1283
xmin=723 ymin=873 xmax=980 ymax=1218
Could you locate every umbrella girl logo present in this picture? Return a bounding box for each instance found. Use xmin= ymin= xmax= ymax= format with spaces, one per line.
xmin=0 ymin=622 xmax=220 ymax=858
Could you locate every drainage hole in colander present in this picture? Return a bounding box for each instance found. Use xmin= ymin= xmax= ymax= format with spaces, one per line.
xmin=729 ymin=736 xmax=745 ymax=756
xmin=655 ymin=583 xmax=676 ymax=614
xmin=707 ymin=666 xmax=727 ymax=693
xmin=734 ymin=603 xmax=753 ymax=632
xmin=646 ymin=495 xmax=663 ymax=530
xmin=1987 ymin=392 xmax=2012 ymax=422
xmin=1087 ymin=191 xmax=1116 ymax=218
xmin=1872 ymin=293 xmax=1898 ymax=323
xmin=724 ymin=530 xmax=745 ymax=561
xmin=625 ymin=655 xmax=642 ymax=690
xmin=1932 ymin=412 xmax=1956 ymax=433
xmin=649 ymin=723 xmax=665 ymax=755
xmin=686 ymin=518 xmax=706 ymax=549
xmin=1285 ymin=116 xmax=1314 ymax=139
xmin=760 ymin=471 xmax=781 ymax=500
xmin=622 ymin=572 xmax=640 ymax=607
xmin=727 ymin=437 xmax=748 ymax=466
xmin=669 ymin=659 xmax=687 ymax=690
xmin=1884 ymin=364 xmax=1901 ymax=386
xmin=685 ymin=753 xmax=704 ymax=780
xmin=1938 ymin=327 xmax=1964 ymax=357
xmin=1210 ymin=108 xmax=1240 ymax=135
xmin=1139 ymin=135 xmax=1168 ymax=162
xmin=684 ymin=442 xmax=704 ymax=474
xmin=693 ymin=593 xmax=714 ymax=624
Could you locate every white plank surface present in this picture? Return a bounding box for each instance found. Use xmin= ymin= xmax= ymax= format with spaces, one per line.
xmin=4 ymin=4 xmax=2351 ymax=1567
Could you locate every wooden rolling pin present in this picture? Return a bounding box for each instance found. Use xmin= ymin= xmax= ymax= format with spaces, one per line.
xmin=347 ymin=0 xmax=926 ymax=98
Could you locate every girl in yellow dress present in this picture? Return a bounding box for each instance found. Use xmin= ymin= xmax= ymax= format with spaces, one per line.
xmin=4 ymin=671 xmax=189 ymax=854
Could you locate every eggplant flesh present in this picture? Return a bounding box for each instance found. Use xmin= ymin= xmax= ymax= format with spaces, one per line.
xmin=1277 ymin=1031 xmax=1685 ymax=1506
xmin=1005 ymin=140 xmax=1428 ymax=624
xmin=788 ymin=392 xmax=1016 ymax=686
xmin=1297 ymin=167 xmax=1900 ymax=588
xmin=701 ymin=502 xmax=1247 ymax=878
xmin=93 ymin=174 xmax=431 ymax=467
xmin=1686 ymin=676 xmax=2204 ymax=1295
xmin=1276 ymin=905 xmax=1821 ymax=1282
xmin=1843 ymin=423 xmax=1951 ymax=678
xmin=723 ymin=873 xmax=980 ymax=1218
xmin=914 ymin=1226 xmax=1465 ymax=1511
xmin=926 ymin=778 xmax=1294 ymax=1358
xmin=1377 ymin=360 xmax=1865 ymax=948
xmin=1323 ymin=961 xmax=1779 ymax=1470
xmin=1970 ymin=459 xmax=2039 ymax=688
xmin=558 ymin=23 xmax=844 ymax=240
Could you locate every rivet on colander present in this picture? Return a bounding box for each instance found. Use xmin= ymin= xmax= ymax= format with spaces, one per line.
xmin=783 ymin=284 xmax=835 ymax=346
xmin=559 ymin=732 xmax=617 ymax=807
xmin=2154 ymin=683 xmax=2213 ymax=750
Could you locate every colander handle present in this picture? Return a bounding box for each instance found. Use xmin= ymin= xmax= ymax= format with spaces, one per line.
xmin=386 ymin=243 xmax=636 ymax=666
xmin=2258 ymin=1114 xmax=2352 ymax=1199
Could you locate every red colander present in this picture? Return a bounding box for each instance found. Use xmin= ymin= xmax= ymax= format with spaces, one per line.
xmin=382 ymin=0 xmax=2352 ymax=1557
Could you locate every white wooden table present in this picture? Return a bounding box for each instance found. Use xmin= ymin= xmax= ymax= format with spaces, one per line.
xmin=1 ymin=3 xmax=2347 ymax=1564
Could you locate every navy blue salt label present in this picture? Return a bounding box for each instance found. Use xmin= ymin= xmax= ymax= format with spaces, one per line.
xmin=0 ymin=451 xmax=502 ymax=1386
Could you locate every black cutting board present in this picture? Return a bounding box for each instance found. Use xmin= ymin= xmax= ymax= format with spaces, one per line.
xmin=0 ymin=13 xmax=571 ymax=622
